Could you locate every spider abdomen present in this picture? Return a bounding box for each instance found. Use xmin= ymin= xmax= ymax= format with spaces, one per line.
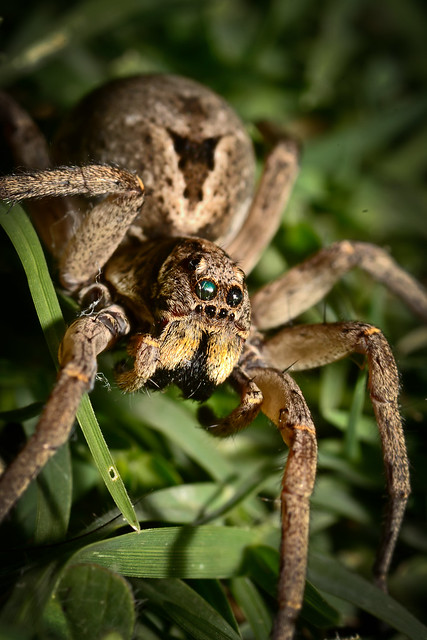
xmin=53 ymin=74 xmax=256 ymax=244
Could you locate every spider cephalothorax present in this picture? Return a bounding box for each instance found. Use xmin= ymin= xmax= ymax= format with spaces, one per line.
xmin=107 ymin=236 xmax=250 ymax=398
xmin=1 ymin=75 xmax=427 ymax=640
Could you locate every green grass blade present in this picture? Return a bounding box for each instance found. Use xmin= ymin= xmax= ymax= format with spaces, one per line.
xmin=34 ymin=444 xmax=72 ymax=544
xmin=136 ymin=579 xmax=241 ymax=640
xmin=187 ymin=580 xmax=240 ymax=635
xmin=0 ymin=203 xmax=65 ymax=359
xmin=76 ymin=396 xmax=140 ymax=530
xmin=344 ymin=368 xmax=368 ymax=460
xmin=308 ymin=552 xmax=427 ymax=640
xmin=245 ymin=546 xmax=340 ymax=629
xmin=129 ymin=394 xmax=234 ymax=481
xmin=230 ymin=576 xmax=272 ymax=640
xmin=0 ymin=204 xmax=139 ymax=530
xmin=73 ymin=526 xmax=261 ymax=578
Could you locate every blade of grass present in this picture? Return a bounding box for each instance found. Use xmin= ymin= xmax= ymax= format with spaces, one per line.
xmin=245 ymin=546 xmax=340 ymax=629
xmin=344 ymin=367 xmax=367 ymax=460
xmin=76 ymin=396 xmax=140 ymax=530
xmin=129 ymin=394 xmax=234 ymax=481
xmin=187 ymin=580 xmax=240 ymax=635
xmin=73 ymin=525 xmax=261 ymax=578
xmin=0 ymin=204 xmax=66 ymax=359
xmin=75 ymin=477 xmax=269 ymax=543
xmin=0 ymin=203 xmax=139 ymax=530
xmin=308 ymin=552 xmax=427 ymax=640
xmin=230 ymin=576 xmax=272 ymax=640
xmin=34 ymin=444 xmax=72 ymax=544
xmin=319 ymin=362 xmax=377 ymax=443
xmin=136 ymin=579 xmax=242 ymax=640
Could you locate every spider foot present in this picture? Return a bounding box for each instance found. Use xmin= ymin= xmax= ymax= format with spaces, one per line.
xmin=115 ymin=334 xmax=160 ymax=392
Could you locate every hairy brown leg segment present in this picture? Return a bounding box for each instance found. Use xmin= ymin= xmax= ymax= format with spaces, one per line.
xmin=251 ymin=240 xmax=427 ymax=329
xmin=115 ymin=333 xmax=161 ymax=393
xmin=0 ymin=92 xmax=146 ymax=290
xmin=224 ymin=139 xmax=300 ymax=275
xmin=0 ymin=305 xmax=130 ymax=521
xmin=0 ymin=165 xmax=145 ymax=292
xmin=203 ymin=360 xmax=317 ymax=639
xmin=263 ymin=321 xmax=410 ymax=590
xmin=252 ymin=367 xmax=317 ymax=640
xmin=206 ymin=365 xmax=264 ymax=436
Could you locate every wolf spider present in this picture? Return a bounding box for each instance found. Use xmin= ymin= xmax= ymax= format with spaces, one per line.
xmin=1 ymin=75 xmax=426 ymax=640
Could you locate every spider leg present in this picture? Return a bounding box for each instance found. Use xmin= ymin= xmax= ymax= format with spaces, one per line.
xmin=0 ymin=165 xmax=145 ymax=292
xmin=251 ymin=240 xmax=427 ymax=329
xmin=115 ymin=333 xmax=161 ymax=392
xmin=203 ymin=366 xmax=263 ymax=436
xmin=224 ymin=138 xmax=299 ymax=274
xmin=0 ymin=93 xmax=145 ymax=292
xmin=204 ymin=361 xmax=316 ymax=639
xmin=263 ymin=321 xmax=410 ymax=590
xmin=0 ymin=305 xmax=130 ymax=522
xmin=252 ymin=367 xmax=317 ymax=640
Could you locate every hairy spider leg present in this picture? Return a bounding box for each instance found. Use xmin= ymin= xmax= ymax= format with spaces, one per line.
xmin=0 ymin=306 xmax=130 ymax=521
xmin=263 ymin=321 xmax=410 ymax=591
xmin=251 ymin=240 xmax=427 ymax=329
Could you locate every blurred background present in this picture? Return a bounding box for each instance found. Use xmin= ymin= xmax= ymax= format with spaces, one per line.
xmin=0 ymin=1 xmax=426 ymax=639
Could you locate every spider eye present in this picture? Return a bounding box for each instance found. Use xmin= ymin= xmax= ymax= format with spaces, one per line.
xmin=186 ymin=256 xmax=201 ymax=271
xmin=195 ymin=279 xmax=218 ymax=301
xmin=226 ymin=286 xmax=243 ymax=308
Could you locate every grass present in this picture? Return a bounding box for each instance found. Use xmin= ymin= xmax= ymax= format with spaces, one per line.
xmin=1 ymin=1 xmax=427 ymax=638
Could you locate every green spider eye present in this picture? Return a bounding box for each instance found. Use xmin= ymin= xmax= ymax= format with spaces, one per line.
xmin=195 ymin=279 xmax=218 ymax=301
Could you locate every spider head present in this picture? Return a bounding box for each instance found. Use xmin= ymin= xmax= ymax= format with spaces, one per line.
xmin=107 ymin=237 xmax=250 ymax=400
xmin=149 ymin=238 xmax=251 ymax=399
